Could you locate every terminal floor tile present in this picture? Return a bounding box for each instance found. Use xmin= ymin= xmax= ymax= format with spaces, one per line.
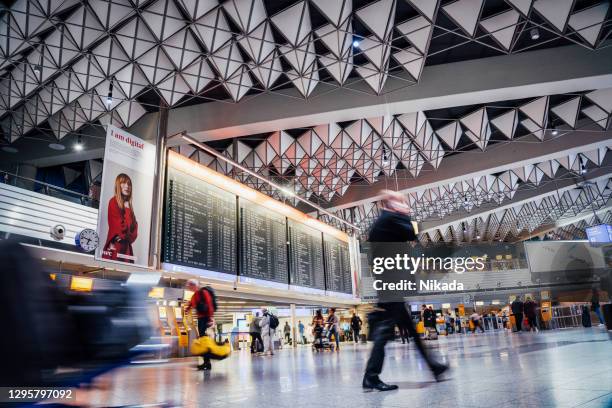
xmin=71 ymin=328 xmax=611 ymax=408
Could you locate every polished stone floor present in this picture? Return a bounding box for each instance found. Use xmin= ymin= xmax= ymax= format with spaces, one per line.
xmin=71 ymin=328 xmax=611 ymax=408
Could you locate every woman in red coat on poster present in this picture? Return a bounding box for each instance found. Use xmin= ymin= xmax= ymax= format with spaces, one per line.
xmin=102 ymin=173 xmax=138 ymax=263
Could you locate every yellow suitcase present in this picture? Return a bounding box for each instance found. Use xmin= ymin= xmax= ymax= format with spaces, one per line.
xmin=191 ymin=336 xmax=231 ymax=360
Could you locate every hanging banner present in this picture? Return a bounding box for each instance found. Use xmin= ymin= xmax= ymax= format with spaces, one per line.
xmin=95 ymin=125 xmax=156 ymax=267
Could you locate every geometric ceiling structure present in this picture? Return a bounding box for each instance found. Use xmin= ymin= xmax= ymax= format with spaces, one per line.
xmin=2 ymin=0 xmax=612 ymax=145
xmin=171 ymin=86 xmax=612 ymax=204
xmin=167 ymin=84 xmax=612 ymax=243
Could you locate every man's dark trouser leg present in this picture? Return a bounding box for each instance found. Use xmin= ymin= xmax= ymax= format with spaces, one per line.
xmin=515 ymin=313 xmax=523 ymax=331
xmin=329 ymin=327 xmax=339 ymax=348
xmin=254 ymin=333 xmax=263 ymax=351
xmin=353 ymin=328 xmax=360 ymax=343
xmin=364 ymin=312 xmax=395 ymax=381
xmin=198 ymin=317 xmax=211 ymax=367
xmin=395 ymin=306 xmax=438 ymax=370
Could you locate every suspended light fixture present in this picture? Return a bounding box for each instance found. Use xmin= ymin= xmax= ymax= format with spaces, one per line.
xmin=106 ymin=77 xmax=114 ymax=108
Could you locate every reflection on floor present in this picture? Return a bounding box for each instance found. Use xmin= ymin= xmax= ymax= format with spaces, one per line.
xmin=73 ymin=328 xmax=611 ymax=408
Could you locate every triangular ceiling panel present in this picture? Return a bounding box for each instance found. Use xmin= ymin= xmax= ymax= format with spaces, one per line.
xmin=568 ymin=3 xmax=609 ymax=47
xmin=436 ymin=121 xmax=462 ymax=149
xmin=581 ymin=105 xmax=608 ymax=129
xmin=311 ymin=0 xmax=352 ymax=26
xmin=442 ymin=0 xmax=485 ymax=37
xmin=480 ymin=9 xmax=520 ymax=51
xmin=194 ymin=8 xmax=232 ymax=53
xmin=355 ymin=63 xmax=388 ymax=94
xmin=521 ymin=118 xmax=545 ymax=140
xmin=223 ymin=0 xmax=266 ymax=34
xmin=585 ymin=88 xmax=612 ymax=114
xmin=89 ymin=0 xmax=135 ymax=31
xmin=533 ymin=0 xmax=574 ymax=32
xmin=396 ymin=15 xmax=433 ymax=54
xmin=506 ymin=0 xmax=533 ymax=16
xmin=407 ymin=0 xmax=439 ymax=21
xmin=393 ymin=48 xmax=425 ymax=81
xmin=355 ymin=0 xmax=396 ymax=41
xmin=177 ymin=0 xmax=218 ymax=21
xmin=141 ymin=0 xmax=185 ymax=41
xmin=520 ymin=96 xmax=549 ymax=127
xmin=271 ymin=1 xmax=311 ymax=47
xmin=551 ymin=96 xmax=580 ymax=128
xmin=490 ymin=109 xmax=518 ymax=139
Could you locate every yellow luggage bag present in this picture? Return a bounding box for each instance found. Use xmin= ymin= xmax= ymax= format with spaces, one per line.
xmin=191 ymin=336 xmax=231 ymax=360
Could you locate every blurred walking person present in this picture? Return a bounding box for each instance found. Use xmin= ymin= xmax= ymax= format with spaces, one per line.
xmin=259 ymin=308 xmax=276 ymax=355
xmin=283 ymin=321 xmax=291 ymax=344
xmin=326 ymin=308 xmax=340 ymax=351
xmin=249 ymin=312 xmax=263 ymax=354
xmin=298 ymin=320 xmax=306 ymax=344
xmin=363 ymin=190 xmax=449 ymax=391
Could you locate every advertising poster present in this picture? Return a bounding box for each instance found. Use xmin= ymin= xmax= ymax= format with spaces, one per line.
xmin=95 ymin=125 xmax=156 ymax=268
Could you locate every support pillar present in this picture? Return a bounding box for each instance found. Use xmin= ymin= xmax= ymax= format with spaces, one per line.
xmin=290 ymin=303 xmax=296 ymax=348
xmin=149 ymin=103 xmax=169 ymax=269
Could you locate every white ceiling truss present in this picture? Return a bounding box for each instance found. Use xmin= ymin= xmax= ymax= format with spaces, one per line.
xmin=545 ymin=209 xmax=612 ymax=240
xmin=170 ymin=87 xmax=612 ymax=208
xmin=333 ymin=174 xmax=612 ymax=244
xmin=1 ymin=0 xmax=612 ymax=144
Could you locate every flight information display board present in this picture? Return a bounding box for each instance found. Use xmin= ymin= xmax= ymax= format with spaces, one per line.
xmin=324 ymin=235 xmax=353 ymax=294
xmin=163 ymin=167 xmax=237 ymax=275
xmin=239 ymin=198 xmax=288 ymax=284
xmin=288 ymin=220 xmax=325 ymax=290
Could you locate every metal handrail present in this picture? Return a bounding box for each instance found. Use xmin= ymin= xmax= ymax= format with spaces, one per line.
xmin=1 ymin=170 xmax=91 ymax=202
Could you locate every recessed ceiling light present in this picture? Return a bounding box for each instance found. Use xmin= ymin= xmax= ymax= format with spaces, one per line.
xmin=1 ymin=146 xmax=18 ymax=153
xmin=49 ymin=143 xmax=66 ymax=151
xmin=530 ymin=28 xmax=540 ymax=40
xmin=353 ymin=40 xmax=360 ymax=48
xmin=74 ymin=135 xmax=83 ymax=151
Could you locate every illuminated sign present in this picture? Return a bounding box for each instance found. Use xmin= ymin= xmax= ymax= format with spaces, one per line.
xmin=148 ymin=287 xmax=165 ymax=299
xmin=586 ymin=224 xmax=612 ymax=243
xmin=70 ymin=276 xmax=93 ymax=292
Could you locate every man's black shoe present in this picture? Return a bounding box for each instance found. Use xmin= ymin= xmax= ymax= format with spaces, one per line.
xmin=362 ymin=377 xmax=399 ymax=391
xmin=197 ymin=362 xmax=212 ymax=371
xmin=432 ymin=363 xmax=449 ymax=382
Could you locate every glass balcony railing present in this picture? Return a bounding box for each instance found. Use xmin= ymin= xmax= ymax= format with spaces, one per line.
xmin=1 ymin=171 xmax=97 ymax=208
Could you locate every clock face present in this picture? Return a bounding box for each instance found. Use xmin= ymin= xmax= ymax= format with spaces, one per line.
xmin=78 ymin=229 xmax=99 ymax=252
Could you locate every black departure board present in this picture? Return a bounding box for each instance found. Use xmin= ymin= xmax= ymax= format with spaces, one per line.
xmin=163 ymin=167 xmax=237 ymax=275
xmin=324 ymin=236 xmax=353 ymax=294
xmin=239 ymin=198 xmax=288 ymax=283
xmin=288 ymin=220 xmax=325 ymax=290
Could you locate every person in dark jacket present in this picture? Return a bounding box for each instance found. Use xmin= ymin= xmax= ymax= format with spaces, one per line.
xmin=362 ymin=190 xmax=449 ymax=391
xmin=523 ymin=297 xmax=538 ymax=332
xmin=511 ymin=296 xmax=524 ymax=332
xmin=350 ymin=313 xmax=363 ymax=343
xmin=591 ymin=288 xmax=605 ymax=326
